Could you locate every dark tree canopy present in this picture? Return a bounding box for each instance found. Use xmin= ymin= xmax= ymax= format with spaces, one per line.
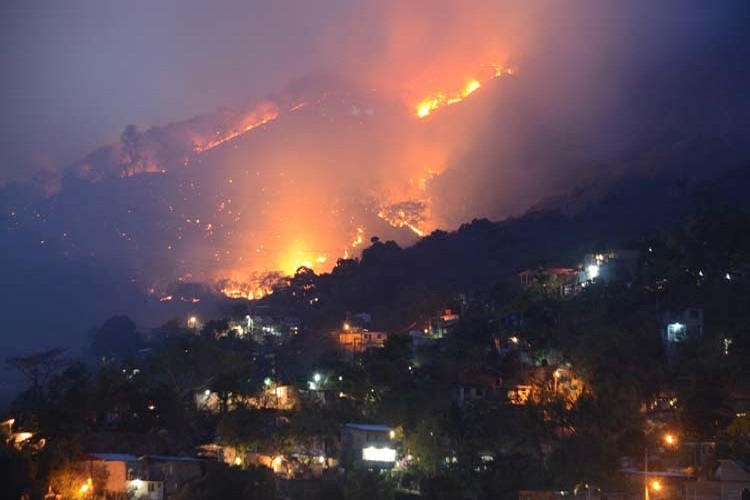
xmin=91 ymin=315 xmax=141 ymax=360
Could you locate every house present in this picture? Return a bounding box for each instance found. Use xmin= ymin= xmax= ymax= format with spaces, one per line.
xmin=661 ymin=308 xmax=704 ymax=361
xmin=519 ymin=268 xmax=578 ymax=296
xmin=139 ymin=455 xmax=205 ymax=498
xmin=213 ymin=435 xmax=337 ymax=480
xmin=340 ymin=423 xmax=396 ymax=468
xmin=662 ymin=308 xmax=704 ymax=343
xmin=625 ymin=459 xmax=750 ymax=500
xmin=424 ymin=309 xmax=461 ymax=338
xmin=506 ymin=366 xmax=584 ymax=408
xmin=409 ymin=329 xmax=440 ymax=350
xmin=338 ymin=328 xmax=388 ymax=355
xmin=79 ymin=453 xmax=163 ymax=499
xmin=580 ymin=250 xmax=639 ymax=285
xmin=451 ymin=384 xmax=504 ymax=408
xmin=77 ymin=453 xmax=203 ymax=499
xmin=520 ymin=250 xmax=640 ymax=296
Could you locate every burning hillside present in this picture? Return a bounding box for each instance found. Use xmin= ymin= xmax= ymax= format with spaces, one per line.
xmin=20 ymin=64 xmax=514 ymax=298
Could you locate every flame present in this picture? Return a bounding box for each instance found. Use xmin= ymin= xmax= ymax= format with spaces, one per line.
xmin=220 ymin=280 xmax=275 ymax=300
xmin=193 ymin=105 xmax=279 ymax=153
xmin=377 ymin=201 xmax=428 ymax=237
xmin=416 ymin=78 xmax=481 ymax=118
xmin=464 ymin=79 xmax=481 ymax=96
xmin=105 ymin=62 xmax=518 ymax=302
xmin=414 ymin=65 xmax=514 ymax=118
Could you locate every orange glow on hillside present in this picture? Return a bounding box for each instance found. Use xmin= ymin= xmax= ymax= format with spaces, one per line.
xmin=415 ymin=65 xmax=515 ymax=118
xmin=111 ymin=61 xmax=518 ymax=302
xmin=416 ymin=78 xmax=481 ymax=118
xmin=193 ymin=105 xmax=280 ymax=153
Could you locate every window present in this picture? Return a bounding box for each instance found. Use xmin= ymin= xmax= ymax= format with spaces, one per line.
xmin=148 ymin=483 xmax=155 ymax=493
xmin=667 ymin=323 xmax=688 ymax=342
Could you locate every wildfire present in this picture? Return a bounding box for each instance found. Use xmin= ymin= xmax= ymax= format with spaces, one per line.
xmin=415 ymin=65 xmax=515 ymax=118
xmin=220 ymin=281 xmax=274 ymax=301
xmin=351 ymin=227 xmax=364 ymax=248
xmin=377 ymin=201 xmax=428 ymax=237
xmin=343 ymin=227 xmax=365 ymax=259
xmin=192 ymin=101 xmax=308 ymax=154
xmin=116 ymin=63 xmax=518 ymax=303
xmin=193 ymin=106 xmax=279 ymax=154
xmin=416 ymin=78 xmax=482 ymax=118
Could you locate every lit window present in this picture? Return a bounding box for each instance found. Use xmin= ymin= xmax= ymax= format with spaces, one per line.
xmin=667 ymin=322 xmax=688 ymax=342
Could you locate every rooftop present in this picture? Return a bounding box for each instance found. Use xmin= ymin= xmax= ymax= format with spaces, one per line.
xmin=87 ymin=453 xmax=140 ymax=462
xmin=343 ymin=423 xmax=391 ymax=432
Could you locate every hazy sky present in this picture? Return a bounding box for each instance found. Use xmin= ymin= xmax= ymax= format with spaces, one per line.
xmin=0 ymin=0 xmax=358 ymax=181
xmin=2 ymin=0 xmax=742 ymax=184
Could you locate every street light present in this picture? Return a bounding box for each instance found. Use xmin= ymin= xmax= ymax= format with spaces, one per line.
xmin=187 ymin=316 xmax=198 ymax=330
xmin=664 ymin=433 xmax=676 ymax=447
xmin=645 ymin=433 xmax=677 ymax=500
xmin=644 ymin=447 xmax=650 ymax=500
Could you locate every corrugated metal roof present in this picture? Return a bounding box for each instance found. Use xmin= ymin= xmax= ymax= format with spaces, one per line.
xmin=343 ymin=423 xmax=391 ymax=432
xmin=88 ymin=453 xmax=139 ymax=462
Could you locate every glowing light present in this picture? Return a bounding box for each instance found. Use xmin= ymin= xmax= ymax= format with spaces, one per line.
xmin=650 ymin=480 xmax=662 ymax=492
xmin=664 ymin=433 xmax=676 ymax=446
xmin=193 ymin=104 xmax=279 ymax=153
xmin=463 ymin=79 xmax=481 ymax=96
xmin=313 ymin=373 xmax=321 ymax=383
xmin=586 ymin=264 xmax=599 ymax=280
xmin=362 ymin=447 xmax=396 ymax=462
xmin=377 ymin=204 xmax=426 ymax=237
xmin=414 ymin=69 xmax=503 ymax=118
xmin=80 ymin=477 xmax=93 ymax=494
xmin=13 ymin=432 xmax=33 ymax=444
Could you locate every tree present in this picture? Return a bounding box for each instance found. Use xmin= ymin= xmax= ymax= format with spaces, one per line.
xmin=718 ymin=415 xmax=750 ymax=462
xmin=173 ymin=463 xmax=275 ymax=500
xmin=344 ymin=469 xmax=394 ymax=500
xmin=7 ymin=348 xmax=66 ymax=405
xmin=120 ymin=124 xmax=142 ymax=174
xmin=92 ymin=315 xmax=141 ymax=360
xmin=0 ymin=440 xmax=33 ymax=499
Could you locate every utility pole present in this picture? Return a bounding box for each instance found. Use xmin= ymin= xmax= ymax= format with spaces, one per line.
xmin=644 ymin=447 xmax=649 ymax=500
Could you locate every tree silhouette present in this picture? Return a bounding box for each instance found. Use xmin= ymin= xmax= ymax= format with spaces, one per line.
xmin=7 ymin=348 xmax=66 ymax=403
xmin=120 ymin=124 xmax=142 ymax=175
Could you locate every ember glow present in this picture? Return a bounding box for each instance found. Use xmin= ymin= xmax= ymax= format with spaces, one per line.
xmin=414 ymin=67 xmax=513 ymax=118
xmin=11 ymin=0 xmax=690 ymax=306
xmin=416 ymin=79 xmax=482 ymax=119
xmin=192 ymin=102 xmax=283 ymax=154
